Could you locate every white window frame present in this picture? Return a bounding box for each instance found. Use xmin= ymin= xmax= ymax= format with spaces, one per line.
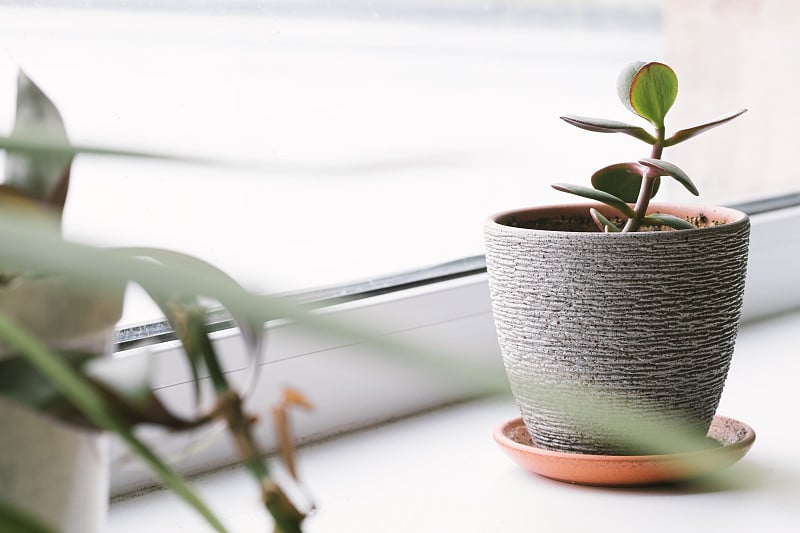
xmin=109 ymin=196 xmax=800 ymax=495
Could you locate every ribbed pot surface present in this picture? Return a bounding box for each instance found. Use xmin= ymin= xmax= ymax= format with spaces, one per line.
xmin=484 ymin=203 xmax=750 ymax=455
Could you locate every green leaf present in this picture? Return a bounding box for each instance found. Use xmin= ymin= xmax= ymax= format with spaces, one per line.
xmin=642 ymin=213 xmax=696 ymax=230
xmin=664 ymin=109 xmax=748 ymax=147
xmin=0 ymin=135 xmax=209 ymax=165
xmin=84 ymin=355 xmax=197 ymax=430
xmin=551 ymin=183 xmax=635 ymax=218
xmin=638 ymin=157 xmax=699 ymax=196
xmin=560 ymin=115 xmax=656 ymax=144
xmin=589 ymin=208 xmax=620 ymax=232
xmin=0 ymin=317 xmax=231 ymax=533
xmin=618 ymin=61 xmax=678 ymax=128
xmin=0 ymin=499 xmax=56 ymax=533
xmin=115 ymin=247 xmax=265 ymax=403
xmin=4 ymin=70 xmax=72 ymax=211
xmin=0 ymin=351 xmax=99 ymax=427
xmin=591 ymin=162 xmax=660 ymax=203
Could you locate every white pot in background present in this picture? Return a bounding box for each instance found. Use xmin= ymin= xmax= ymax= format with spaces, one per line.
xmin=0 ymin=276 xmax=123 ymax=533
xmin=0 ymin=400 xmax=110 ymax=533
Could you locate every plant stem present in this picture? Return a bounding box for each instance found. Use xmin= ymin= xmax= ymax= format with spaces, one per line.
xmin=623 ymin=125 xmax=665 ymax=232
xmin=215 ymin=392 xmax=307 ymax=533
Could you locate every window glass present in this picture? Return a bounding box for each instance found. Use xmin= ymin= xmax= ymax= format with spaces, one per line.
xmin=1 ymin=1 xmax=794 ymax=325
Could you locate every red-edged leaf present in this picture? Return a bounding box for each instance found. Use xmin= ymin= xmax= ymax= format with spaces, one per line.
xmin=618 ymin=61 xmax=678 ymax=128
xmin=560 ymin=115 xmax=656 ymax=144
xmin=591 ymin=162 xmax=660 ymax=203
xmin=551 ymin=183 xmax=635 ymax=218
xmin=664 ymin=109 xmax=748 ymax=147
xmin=642 ymin=213 xmax=696 ymax=230
xmin=639 ymin=158 xmax=699 ymax=196
xmin=589 ymin=208 xmax=621 ymax=232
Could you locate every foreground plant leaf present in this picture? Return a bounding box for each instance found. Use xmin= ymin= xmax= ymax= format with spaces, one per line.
xmin=85 ymin=355 xmax=200 ymax=429
xmin=117 ymin=247 xmax=265 ymax=406
xmin=4 ymin=70 xmax=72 ymax=211
xmin=551 ymin=183 xmax=635 ymax=218
xmin=0 ymin=499 xmax=56 ymax=533
xmin=136 ymin=272 xmax=306 ymax=533
xmin=591 ymin=162 xmax=660 ymax=203
xmin=618 ymin=61 xmax=678 ymax=128
xmin=639 ymin=157 xmax=699 ymax=196
xmin=664 ymin=109 xmax=748 ymax=147
xmin=273 ymin=388 xmax=314 ymax=481
xmin=560 ymin=115 xmax=656 ymax=144
xmin=0 ymin=317 xmax=231 ymax=533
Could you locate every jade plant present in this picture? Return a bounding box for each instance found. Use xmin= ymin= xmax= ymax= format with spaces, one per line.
xmin=0 ymin=71 xmax=309 ymax=533
xmin=553 ymin=60 xmax=746 ymax=232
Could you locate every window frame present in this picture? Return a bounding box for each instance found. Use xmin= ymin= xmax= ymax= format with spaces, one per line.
xmin=110 ymin=194 xmax=800 ymax=495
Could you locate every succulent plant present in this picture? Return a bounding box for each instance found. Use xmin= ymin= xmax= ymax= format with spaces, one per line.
xmin=553 ymin=61 xmax=746 ymax=232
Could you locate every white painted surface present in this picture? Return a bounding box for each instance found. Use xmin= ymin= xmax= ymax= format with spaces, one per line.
xmin=108 ymin=310 xmax=800 ymax=533
xmin=0 ymin=7 xmax=666 ymax=325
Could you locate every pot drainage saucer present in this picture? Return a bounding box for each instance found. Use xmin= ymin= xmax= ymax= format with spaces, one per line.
xmin=494 ymin=415 xmax=755 ymax=486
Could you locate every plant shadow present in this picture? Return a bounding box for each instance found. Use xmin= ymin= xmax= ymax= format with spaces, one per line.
xmin=564 ymin=460 xmax=779 ymax=496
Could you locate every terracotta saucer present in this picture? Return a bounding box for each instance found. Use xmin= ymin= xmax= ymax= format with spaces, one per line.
xmin=494 ymin=415 xmax=755 ymax=486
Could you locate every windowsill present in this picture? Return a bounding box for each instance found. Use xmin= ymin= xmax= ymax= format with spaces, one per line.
xmin=108 ymin=309 xmax=800 ymax=532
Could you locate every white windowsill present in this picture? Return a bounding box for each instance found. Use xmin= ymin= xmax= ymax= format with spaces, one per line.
xmin=109 ymin=309 xmax=800 ymax=533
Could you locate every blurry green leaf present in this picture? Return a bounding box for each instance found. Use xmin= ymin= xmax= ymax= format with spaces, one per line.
xmin=664 ymin=109 xmax=748 ymax=147
xmin=591 ymin=162 xmax=660 ymax=203
xmin=0 ymin=499 xmax=56 ymax=533
xmin=4 ymin=70 xmax=72 ymax=213
xmin=116 ymin=247 xmax=265 ymax=404
xmin=0 ymin=184 xmax=61 ymax=228
xmin=0 ymin=317 xmax=231 ymax=533
xmin=0 ymin=135 xmax=211 ymax=165
xmin=639 ymin=157 xmax=699 ymax=196
xmin=0 ymin=351 xmax=98 ymax=427
xmin=551 ymin=183 xmax=636 ymax=218
xmin=589 ymin=208 xmax=620 ymax=232
xmin=560 ymin=115 xmax=656 ymax=144
xmin=85 ymin=355 xmax=197 ymax=430
xmin=163 ymin=294 xmax=230 ymax=395
xmin=618 ymin=61 xmax=678 ymax=128
xmin=642 ymin=213 xmax=696 ymax=230
xmin=0 ymin=214 xmax=506 ymax=391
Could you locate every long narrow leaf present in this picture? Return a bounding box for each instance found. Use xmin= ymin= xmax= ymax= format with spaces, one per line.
xmin=551 ymin=183 xmax=636 ymax=218
xmin=664 ymin=109 xmax=748 ymax=147
xmin=0 ymin=135 xmax=212 ymax=166
xmin=642 ymin=213 xmax=696 ymax=230
xmin=0 ymin=215 xmax=507 ymax=391
xmin=560 ymin=115 xmax=656 ymax=144
xmin=0 ymin=317 xmax=231 ymax=533
xmin=589 ymin=208 xmax=620 ymax=232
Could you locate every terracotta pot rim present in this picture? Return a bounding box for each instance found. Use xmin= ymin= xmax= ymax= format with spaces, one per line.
xmin=487 ymin=202 xmax=748 ymax=237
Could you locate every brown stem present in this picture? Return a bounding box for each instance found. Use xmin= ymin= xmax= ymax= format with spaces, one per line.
xmin=623 ymin=126 xmax=665 ymax=232
xmin=215 ymin=391 xmax=307 ymax=533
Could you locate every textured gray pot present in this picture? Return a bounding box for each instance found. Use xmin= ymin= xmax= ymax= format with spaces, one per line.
xmin=485 ymin=203 xmax=750 ymax=455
